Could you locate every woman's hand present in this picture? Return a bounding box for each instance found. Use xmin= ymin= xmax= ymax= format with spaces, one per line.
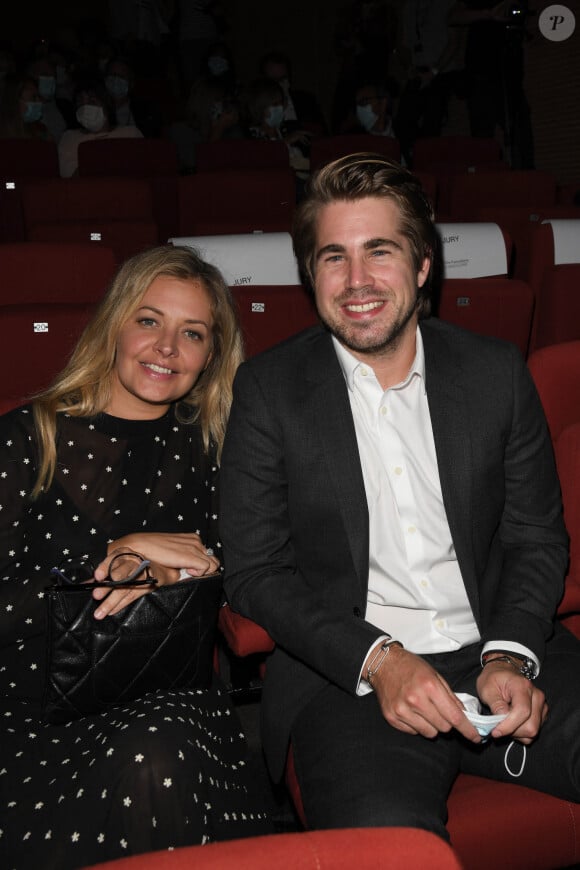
xmin=97 ymin=532 xmax=220 ymax=577
xmin=90 ymin=533 xmax=220 ymax=619
xmin=91 ymin=549 xmax=180 ymax=619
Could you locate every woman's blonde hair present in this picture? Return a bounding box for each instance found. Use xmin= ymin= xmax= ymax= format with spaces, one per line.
xmin=31 ymin=245 xmax=243 ymax=497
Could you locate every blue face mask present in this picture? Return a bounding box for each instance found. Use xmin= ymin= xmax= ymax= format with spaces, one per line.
xmin=37 ymin=75 xmax=56 ymax=100
xmin=356 ymin=103 xmax=378 ymax=132
xmin=265 ymin=104 xmax=284 ymax=129
xmin=207 ymin=56 xmax=229 ymax=77
xmin=23 ymin=101 xmax=43 ymax=123
xmin=105 ymin=75 xmax=129 ymax=99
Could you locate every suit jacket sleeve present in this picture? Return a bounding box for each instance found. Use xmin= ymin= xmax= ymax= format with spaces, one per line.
xmin=220 ymin=357 xmax=384 ymax=695
xmin=422 ymin=322 xmax=568 ymax=663
xmin=478 ymin=342 xmax=568 ymax=657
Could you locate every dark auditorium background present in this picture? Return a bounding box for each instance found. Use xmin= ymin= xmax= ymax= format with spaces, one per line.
xmin=3 ymin=1 xmax=579 ymax=185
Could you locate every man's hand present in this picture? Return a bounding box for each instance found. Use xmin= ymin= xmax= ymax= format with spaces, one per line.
xmin=476 ymin=660 xmax=548 ymax=743
xmin=366 ymin=643 xmax=482 ymax=743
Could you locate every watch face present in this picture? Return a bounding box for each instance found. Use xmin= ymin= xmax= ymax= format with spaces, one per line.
xmin=520 ymin=659 xmax=537 ymax=680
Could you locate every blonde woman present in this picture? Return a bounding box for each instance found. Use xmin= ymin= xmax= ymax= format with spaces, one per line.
xmin=0 ymin=245 xmax=270 ymax=868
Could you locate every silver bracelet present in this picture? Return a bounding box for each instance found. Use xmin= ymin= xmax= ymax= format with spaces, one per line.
xmin=366 ymin=639 xmax=403 ymax=686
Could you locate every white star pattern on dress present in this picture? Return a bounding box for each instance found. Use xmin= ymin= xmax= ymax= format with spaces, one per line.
xmin=0 ymin=406 xmax=265 ymax=861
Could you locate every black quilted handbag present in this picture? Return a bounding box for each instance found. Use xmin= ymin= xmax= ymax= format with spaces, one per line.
xmin=43 ymin=556 xmax=223 ymax=725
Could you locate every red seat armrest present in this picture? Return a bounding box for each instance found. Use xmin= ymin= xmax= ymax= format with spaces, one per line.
xmin=218 ymin=604 xmax=275 ymax=656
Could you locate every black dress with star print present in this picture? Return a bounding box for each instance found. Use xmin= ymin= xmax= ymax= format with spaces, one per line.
xmin=0 ymin=406 xmax=271 ymax=869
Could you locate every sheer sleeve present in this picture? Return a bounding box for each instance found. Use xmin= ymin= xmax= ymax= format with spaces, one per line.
xmin=0 ymin=407 xmax=48 ymax=644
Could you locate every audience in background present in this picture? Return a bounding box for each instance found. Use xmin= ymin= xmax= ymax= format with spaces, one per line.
xmin=0 ymin=8 xmax=557 ymax=190
xmin=394 ymin=0 xmax=465 ymax=165
xmin=259 ymin=49 xmax=326 ymax=138
xmin=0 ymin=73 xmax=49 ymax=140
xmin=347 ymin=78 xmax=397 ymax=138
xmin=58 ymin=77 xmax=142 ymax=177
xmin=49 ymin=46 xmax=76 ymax=105
xmin=26 ymin=56 xmax=73 ymax=143
xmin=332 ymin=0 xmax=399 ymax=132
xmin=449 ymin=0 xmax=535 ymax=168
xmin=108 ymin=0 xmax=173 ymax=78
xmin=201 ymin=40 xmax=238 ymax=95
xmin=243 ymin=77 xmax=312 ymax=174
xmin=176 ymin=0 xmax=228 ymax=95
xmin=167 ymin=39 xmax=241 ymax=173
xmin=104 ymin=56 xmax=163 ymax=137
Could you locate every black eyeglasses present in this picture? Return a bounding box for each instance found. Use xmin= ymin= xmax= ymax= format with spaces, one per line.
xmin=50 ymin=553 xmax=158 ymax=588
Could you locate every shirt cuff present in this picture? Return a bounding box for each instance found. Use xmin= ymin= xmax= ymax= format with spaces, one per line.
xmin=481 ymin=640 xmax=540 ymax=676
xmin=356 ymin=635 xmax=391 ymax=696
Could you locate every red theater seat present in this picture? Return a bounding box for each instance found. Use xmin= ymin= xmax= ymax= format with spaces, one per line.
xmin=446 ymin=170 xmax=557 ymax=222
xmin=84 ymin=826 xmax=463 ymax=870
xmin=526 ymin=220 xmax=580 ymax=352
xmin=309 ymin=134 xmax=401 ymax=171
xmin=434 ymin=222 xmax=533 ymax=356
xmin=195 ymin=138 xmax=290 ymax=171
xmin=169 ymin=232 xmax=317 ymax=356
xmin=177 ymin=169 xmax=296 ymax=235
xmin=0 ymin=242 xmax=117 ymax=407
xmin=21 ymin=177 xmax=159 ymax=263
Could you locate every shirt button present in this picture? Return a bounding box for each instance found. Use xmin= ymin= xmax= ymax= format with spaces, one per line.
xmin=394 ymin=466 xmax=403 ymax=476
xmin=360 ymin=367 xmax=369 ymax=377
xmin=420 ymin=579 xmax=429 ymax=589
xmin=407 ymin=525 xmax=416 ymax=534
xmin=436 ymin=619 xmax=445 ymax=629
xmin=380 ymin=406 xmax=387 ymax=416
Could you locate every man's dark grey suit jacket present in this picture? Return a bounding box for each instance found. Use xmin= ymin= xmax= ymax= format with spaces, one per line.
xmin=220 ymin=317 xmax=568 ymax=779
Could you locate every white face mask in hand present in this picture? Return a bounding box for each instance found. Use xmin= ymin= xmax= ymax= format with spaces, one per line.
xmin=455 ymin=692 xmax=507 ymax=738
xmin=76 ymin=104 xmax=106 ymax=133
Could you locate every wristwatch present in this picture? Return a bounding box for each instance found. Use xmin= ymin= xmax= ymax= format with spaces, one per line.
xmin=481 ymin=651 xmax=538 ymax=680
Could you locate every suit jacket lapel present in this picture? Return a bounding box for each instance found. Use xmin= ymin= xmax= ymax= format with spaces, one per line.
xmin=300 ymin=323 xmax=480 ymax=616
xmin=305 ymin=330 xmax=370 ymax=597
xmin=421 ymin=321 xmax=480 ymax=619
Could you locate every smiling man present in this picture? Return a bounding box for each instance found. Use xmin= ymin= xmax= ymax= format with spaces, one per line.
xmin=220 ymin=154 xmax=580 ymax=839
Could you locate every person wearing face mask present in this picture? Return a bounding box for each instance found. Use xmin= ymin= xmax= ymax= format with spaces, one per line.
xmin=243 ymin=77 xmax=311 ymax=177
xmin=353 ymin=80 xmax=397 ymax=138
xmin=167 ymin=37 xmax=241 ymax=174
xmin=0 ymin=73 xmax=49 ymax=140
xmin=259 ymin=50 xmax=327 ymax=139
xmin=58 ymin=79 xmax=143 ymax=178
xmin=104 ymin=57 xmax=163 ymax=138
xmin=26 ymin=56 xmax=72 ymax=143
xmin=198 ymin=41 xmax=238 ymax=97
xmin=176 ymin=0 xmax=228 ymax=95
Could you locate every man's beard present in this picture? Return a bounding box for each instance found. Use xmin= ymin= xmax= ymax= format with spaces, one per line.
xmin=318 ymin=291 xmax=418 ymax=358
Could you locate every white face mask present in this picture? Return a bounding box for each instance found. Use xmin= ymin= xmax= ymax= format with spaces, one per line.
xmin=76 ymin=104 xmax=106 ymax=133
xmin=356 ymin=103 xmax=378 ymax=132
